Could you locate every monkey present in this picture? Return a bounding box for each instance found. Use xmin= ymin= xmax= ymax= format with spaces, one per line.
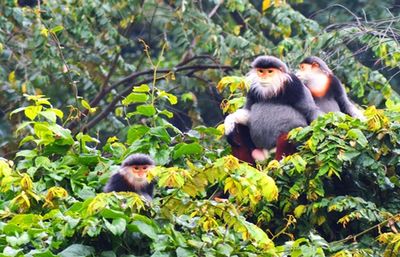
xmin=104 ymin=153 xmax=155 ymax=201
xmin=297 ymin=56 xmax=364 ymax=118
xmin=225 ymin=56 xmax=323 ymax=161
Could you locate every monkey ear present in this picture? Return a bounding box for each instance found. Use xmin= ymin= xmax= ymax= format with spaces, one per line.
xmin=311 ymin=62 xmax=320 ymax=68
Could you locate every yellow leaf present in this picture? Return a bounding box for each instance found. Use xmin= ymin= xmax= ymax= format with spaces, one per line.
xmin=20 ymin=174 xmax=33 ymax=190
xmin=43 ymin=187 xmax=68 ymax=208
xmin=262 ymin=0 xmax=271 ymax=12
xmin=294 ymin=205 xmax=306 ymax=218
xmin=233 ymin=25 xmax=241 ymax=36
xmin=224 ymin=155 xmax=240 ymax=170
xmin=40 ymin=27 xmax=49 ymax=37
xmin=261 ymin=175 xmax=279 ymax=201
xmin=11 ymin=192 xmax=31 ymax=212
xmin=8 ymin=71 xmax=16 ymax=85
xmin=22 ymin=83 xmax=27 ymax=93
xmin=216 ymin=124 xmax=225 ymax=139
xmin=266 ymin=160 xmax=280 ymax=170
xmin=107 ymin=136 xmax=119 ymax=143
xmin=87 ymin=194 xmax=108 ymax=216
xmin=0 ymin=159 xmax=13 ymax=177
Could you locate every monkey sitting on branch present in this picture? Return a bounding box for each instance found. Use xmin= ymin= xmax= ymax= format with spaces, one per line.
xmin=104 ymin=153 xmax=155 ymax=201
xmin=224 ymin=56 xmax=323 ymax=162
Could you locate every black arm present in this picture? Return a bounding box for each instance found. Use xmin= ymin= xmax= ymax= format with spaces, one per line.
xmin=331 ymin=76 xmax=360 ymax=117
xmin=286 ymin=74 xmax=323 ymax=123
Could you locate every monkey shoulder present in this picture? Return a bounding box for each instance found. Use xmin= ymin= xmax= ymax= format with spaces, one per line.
xmin=328 ymin=75 xmax=346 ymax=95
xmin=281 ymin=74 xmax=311 ymax=100
xmin=104 ymin=172 xmax=134 ymax=192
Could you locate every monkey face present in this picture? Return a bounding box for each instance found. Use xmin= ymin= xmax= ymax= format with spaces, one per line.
xmin=121 ymin=165 xmax=154 ymax=186
xmin=297 ymin=63 xmax=322 ymax=80
xmin=130 ymin=165 xmax=153 ymax=182
xmin=297 ymin=63 xmax=329 ymax=97
xmin=256 ymin=68 xmax=279 ymax=79
xmin=247 ymin=68 xmax=290 ymax=98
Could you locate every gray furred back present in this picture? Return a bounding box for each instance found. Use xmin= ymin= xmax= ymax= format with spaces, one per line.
xmin=314 ymin=97 xmax=340 ymax=113
xmin=249 ymin=103 xmax=307 ymax=149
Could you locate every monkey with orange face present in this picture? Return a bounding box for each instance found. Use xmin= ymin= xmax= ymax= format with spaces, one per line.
xmin=104 ymin=154 xmax=155 ymax=201
xmin=297 ymin=56 xmax=363 ymax=118
xmin=225 ymin=56 xmax=323 ymax=161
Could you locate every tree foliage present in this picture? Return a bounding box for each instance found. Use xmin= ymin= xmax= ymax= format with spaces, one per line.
xmin=1 ymin=0 xmax=400 ymax=256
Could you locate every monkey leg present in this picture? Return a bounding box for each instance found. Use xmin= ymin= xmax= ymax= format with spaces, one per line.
xmin=229 ymin=124 xmax=256 ymax=165
xmin=275 ymin=132 xmax=297 ymax=160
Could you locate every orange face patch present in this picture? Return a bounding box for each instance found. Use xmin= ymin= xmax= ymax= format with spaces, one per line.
xmin=130 ymin=165 xmax=152 ymax=178
xmin=308 ymin=77 xmax=330 ymax=97
xmin=256 ymin=68 xmax=279 ymax=79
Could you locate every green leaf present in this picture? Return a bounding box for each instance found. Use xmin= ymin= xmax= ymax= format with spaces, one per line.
xmin=7 ymin=214 xmax=41 ymax=230
xmin=48 ymin=124 xmax=74 ymax=144
xmin=50 ymin=25 xmax=64 ymax=33
xmin=176 ymin=247 xmax=195 ymax=257
xmin=149 ymin=127 xmax=171 ymax=143
xmin=122 ymin=93 xmax=149 ymax=105
xmin=24 ymin=105 xmax=43 ymax=120
xmin=104 ymin=218 xmax=127 ymax=236
xmin=158 ymin=109 xmax=174 ymax=118
xmin=31 ymin=250 xmax=57 ymax=257
xmin=16 ymin=149 xmax=38 ymax=158
xmin=39 ymin=110 xmax=57 ymax=123
xmin=100 ymin=209 xmax=129 ymax=220
xmin=150 ymin=252 xmax=170 ymax=257
xmin=81 ymin=100 xmax=97 ymax=113
xmin=173 ymin=143 xmax=203 ymax=159
xmin=99 ymin=251 xmax=116 ymax=257
xmin=127 ymin=125 xmax=150 ymax=144
xmin=58 ymin=244 xmax=95 ymax=257
xmin=136 ymin=105 xmax=156 ymax=117
xmin=216 ymin=243 xmax=233 ymax=256
xmin=3 ymin=246 xmax=22 ymax=257
xmin=158 ymin=90 xmax=178 ymax=105
xmin=81 ymin=99 xmax=91 ymax=110
xmin=128 ymin=215 xmax=159 ymax=240
xmin=19 ymin=135 xmax=35 ymax=146
xmin=6 ymin=232 xmax=30 ymax=247
xmin=9 ymin=107 xmax=26 ymax=117
xmin=133 ymin=84 xmax=150 ymax=92
xmin=50 ymin=108 xmax=64 ymax=118
xmin=35 ymin=156 xmax=51 ymax=167
xmin=347 ymin=129 xmax=368 ymax=147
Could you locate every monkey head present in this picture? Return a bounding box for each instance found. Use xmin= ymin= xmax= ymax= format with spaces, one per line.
xmin=297 ymin=56 xmax=333 ymax=97
xmin=247 ymin=56 xmax=292 ymax=99
xmin=120 ymin=154 xmax=155 ymax=188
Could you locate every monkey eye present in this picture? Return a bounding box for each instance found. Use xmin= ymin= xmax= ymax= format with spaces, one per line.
xmin=256 ymin=69 xmax=265 ymax=74
xmin=267 ymin=69 xmax=274 ymax=74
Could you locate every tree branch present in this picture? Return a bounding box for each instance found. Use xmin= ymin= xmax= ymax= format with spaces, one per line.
xmin=79 ymin=64 xmax=233 ymax=131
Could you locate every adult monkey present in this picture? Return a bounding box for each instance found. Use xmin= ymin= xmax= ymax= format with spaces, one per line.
xmin=104 ymin=153 xmax=155 ymax=201
xmin=225 ymin=56 xmax=323 ymax=162
xmin=297 ymin=56 xmax=364 ymax=118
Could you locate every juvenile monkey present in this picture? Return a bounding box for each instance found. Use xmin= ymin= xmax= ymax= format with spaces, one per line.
xmin=104 ymin=153 xmax=155 ymax=201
